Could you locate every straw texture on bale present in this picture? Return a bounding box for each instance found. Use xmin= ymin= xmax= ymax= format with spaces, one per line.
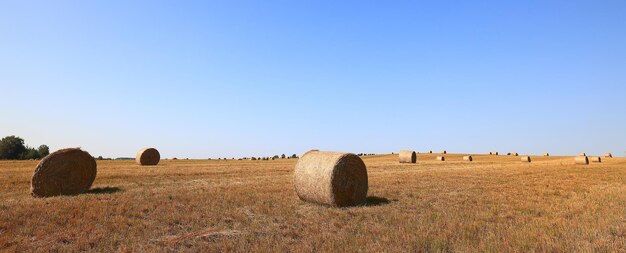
xmin=575 ymin=156 xmax=589 ymax=165
xmin=136 ymin=148 xmax=160 ymax=166
xmin=463 ymin=155 xmax=473 ymax=161
xmin=605 ymin=153 xmax=613 ymax=158
xmin=436 ymin=156 xmax=445 ymax=161
xmin=591 ymin=157 xmax=602 ymax=163
xmin=31 ymin=148 xmax=97 ymax=197
xmin=398 ymin=150 xmax=417 ymax=163
xmin=293 ymin=150 xmax=368 ymax=207
xmin=521 ymin=156 xmax=531 ymax=162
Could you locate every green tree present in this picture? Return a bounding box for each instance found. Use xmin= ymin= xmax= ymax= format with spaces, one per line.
xmin=0 ymin=136 xmax=27 ymax=160
xmin=37 ymin=145 xmax=50 ymax=157
xmin=22 ymin=147 xmax=40 ymax=160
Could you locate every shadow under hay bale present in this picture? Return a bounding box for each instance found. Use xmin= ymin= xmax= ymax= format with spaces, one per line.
xmin=294 ymin=150 xmax=368 ymax=207
xmin=85 ymin=187 xmax=123 ymax=195
xmin=398 ymin=150 xmax=416 ymax=163
xmin=31 ymin=148 xmax=97 ymax=198
xmin=364 ymin=196 xmax=391 ymax=206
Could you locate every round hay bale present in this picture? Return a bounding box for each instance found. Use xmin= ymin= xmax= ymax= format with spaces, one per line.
xmin=442 ymin=150 xmax=447 ymax=154
xmin=575 ymin=156 xmax=589 ymax=165
xmin=429 ymin=150 xmax=433 ymax=154
xmin=493 ymin=152 xmax=499 ymax=156
xmin=31 ymin=148 xmax=97 ymax=197
xmin=591 ymin=157 xmax=602 ymax=163
xmin=544 ymin=153 xmax=550 ymax=156
xmin=398 ymin=150 xmax=416 ymax=163
xmin=463 ymin=155 xmax=473 ymax=161
xmin=294 ymin=150 xmax=368 ymax=207
xmin=436 ymin=156 xmax=445 ymax=161
xmin=579 ymin=153 xmax=586 ymax=156
xmin=136 ymin=148 xmax=160 ymax=166
xmin=512 ymin=153 xmax=519 ymax=156
xmin=605 ymin=153 xmax=613 ymax=158
xmin=521 ymin=156 xmax=531 ymax=162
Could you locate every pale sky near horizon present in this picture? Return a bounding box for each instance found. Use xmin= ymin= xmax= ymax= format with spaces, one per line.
xmin=1 ymin=1 xmax=625 ymax=158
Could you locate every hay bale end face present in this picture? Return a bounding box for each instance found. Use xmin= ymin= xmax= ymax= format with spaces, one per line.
xmin=136 ymin=148 xmax=160 ymax=166
xmin=579 ymin=153 xmax=586 ymax=156
xmin=31 ymin=148 xmax=97 ymax=197
xmin=591 ymin=157 xmax=602 ymax=163
xmin=521 ymin=156 xmax=531 ymax=162
xmin=605 ymin=153 xmax=613 ymax=158
xmin=442 ymin=150 xmax=447 ymax=154
xmin=294 ymin=150 xmax=368 ymax=207
xmin=575 ymin=156 xmax=589 ymax=165
xmin=513 ymin=153 xmax=519 ymax=156
xmin=463 ymin=155 xmax=473 ymax=161
xmin=398 ymin=150 xmax=417 ymax=163
xmin=436 ymin=156 xmax=445 ymax=161
xmin=544 ymin=153 xmax=550 ymax=156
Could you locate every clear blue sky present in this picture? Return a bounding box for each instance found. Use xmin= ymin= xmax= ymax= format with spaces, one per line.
xmin=1 ymin=1 xmax=625 ymax=158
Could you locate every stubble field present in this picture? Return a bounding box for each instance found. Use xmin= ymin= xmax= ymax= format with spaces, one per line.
xmin=1 ymin=153 xmax=626 ymax=252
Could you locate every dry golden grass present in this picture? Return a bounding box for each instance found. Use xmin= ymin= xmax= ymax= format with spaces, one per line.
xmin=2 ymin=153 xmax=626 ymax=252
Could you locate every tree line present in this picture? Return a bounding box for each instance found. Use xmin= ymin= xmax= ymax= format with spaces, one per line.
xmin=0 ymin=135 xmax=50 ymax=160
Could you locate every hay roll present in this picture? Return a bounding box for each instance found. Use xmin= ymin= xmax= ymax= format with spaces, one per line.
xmin=489 ymin=152 xmax=493 ymax=155
xmin=463 ymin=155 xmax=473 ymax=161
xmin=521 ymin=156 xmax=531 ymax=162
xmin=442 ymin=150 xmax=447 ymax=154
xmin=293 ymin=150 xmax=368 ymax=207
xmin=436 ymin=156 xmax=445 ymax=161
xmin=31 ymin=148 xmax=97 ymax=197
xmin=136 ymin=148 xmax=160 ymax=166
xmin=544 ymin=153 xmax=550 ymax=156
xmin=512 ymin=153 xmax=519 ymax=156
xmin=579 ymin=153 xmax=586 ymax=156
xmin=590 ymin=157 xmax=602 ymax=163
xmin=398 ymin=150 xmax=417 ymax=163
xmin=575 ymin=156 xmax=589 ymax=165
xmin=605 ymin=153 xmax=613 ymax=158
xmin=493 ymin=152 xmax=499 ymax=155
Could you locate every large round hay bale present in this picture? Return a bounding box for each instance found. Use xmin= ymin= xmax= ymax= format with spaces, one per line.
xmin=436 ymin=156 xmax=445 ymax=161
xmin=575 ymin=156 xmax=589 ymax=165
xmin=31 ymin=148 xmax=97 ymax=197
xmin=463 ymin=155 xmax=473 ymax=161
xmin=398 ymin=150 xmax=416 ymax=163
xmin=293 ymin=150 xmax=368 ymax=207
xmin=136 ymin=148 xmax=160 ymax=166
xmin=521 ymin=156 xmax=531 ymax=163
xmin=591 ymin=157 xmax=602 ymax=163
xmin=605 ymin=153 xmax=613 ymax=158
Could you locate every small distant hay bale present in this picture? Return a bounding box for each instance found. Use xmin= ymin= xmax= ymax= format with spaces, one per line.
xmin=506 ymin=153 xmax=511 ymax=156
xmin=544 ymin=153 xmax=550 ymax=156
xmin=489 ymin=152 xmax=493 ymax=155
xmin=136 ymin=148 xmax=160 ymax=166
xmin=429 ymin=150 xmax=433 ymax=154
xmin=590 ymin=157 xmax=602 ymax=163
xmin=31 ymin=148 xmax=97 ymax=197
xmin=398 ymin=150 xmax=417 ymax=163
xmin=436 ymin=156 xmax=445 ymax=161
xmin=512 ymin=153 xmax=519 ymax=156
xmin=463 ymin=155 xmax=473 ymax=162
xmin=294 ymin=150 xmax=368 ymax=207
xmin=579 ymin=153 xmax=586 ymax=156
xmin=521 ymin=156 xmax=531 ymax=163
xmin=492 ymin=152 xmax=499 ymax=155
xmin=442 ymin=150 xmax=447 ymax=154
xmin=575 ymin=156 xmax=589 ymax=165
xmin=605 ymin=153 xmax=613 ymax=158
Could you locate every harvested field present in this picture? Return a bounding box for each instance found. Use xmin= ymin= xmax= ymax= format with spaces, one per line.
xmin=2 ymin=153 xmax=626 ymax=252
